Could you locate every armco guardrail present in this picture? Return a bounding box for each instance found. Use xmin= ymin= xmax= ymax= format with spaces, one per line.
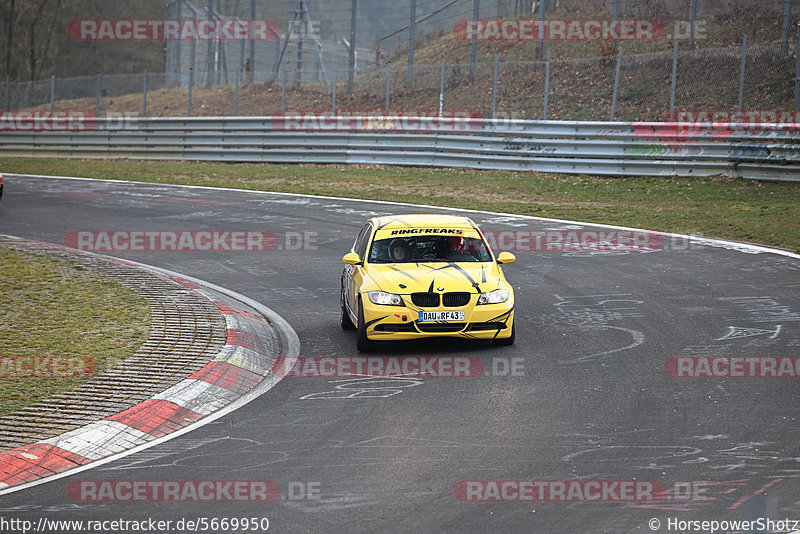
xmin=1 ymin=116 xmax=799 ymax=181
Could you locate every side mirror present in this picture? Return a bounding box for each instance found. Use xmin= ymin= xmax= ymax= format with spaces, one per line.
xmin=496 ymin=252 xmax=516 ymax=265
xmin=342 ymin=252 xmax=361 ymax=265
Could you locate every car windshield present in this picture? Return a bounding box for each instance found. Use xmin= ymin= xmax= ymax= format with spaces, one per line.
xmin=368 ymin=234 xmax=492 ymax=263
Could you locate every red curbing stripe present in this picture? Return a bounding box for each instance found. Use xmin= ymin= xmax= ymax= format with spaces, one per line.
xmin=170 ymin=277 xmax=202 ymax=289
xmin=190 ymin=362 xmax=263 ymax=394
xmin=102 ymin=256 xmax=137 ymax=267
xmin=0 ymin=444 xmax=91 ymax=486
xmin=106 ymin=399 xmax=203 ymax=438
xmin=215 ymin=301 xmax=247 ymax=315
xmin=214 ymin=301 xmax=270 ymax=323
xmin=226 ymin=328 xmax=260 ymax=350
xmin=28 ymin=239 xmax=68 ymax=249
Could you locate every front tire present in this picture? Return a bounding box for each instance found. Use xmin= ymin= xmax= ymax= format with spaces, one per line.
xmin=340 ymin=287 xmax=356 ymax=330
xmin=356 ymin=299 xmax=374 ymax=352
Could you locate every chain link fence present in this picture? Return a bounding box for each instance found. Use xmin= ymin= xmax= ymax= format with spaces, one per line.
xmin=2 ymin=0 xmax=797 ymax=122
xmin=58 ymin=0 xmax=795 ymax=92
xmin=2 ymin=37 xmax=796 ymax=122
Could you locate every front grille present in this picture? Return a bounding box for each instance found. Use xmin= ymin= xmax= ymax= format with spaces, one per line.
xmin=443 ymin=292 xmax=470 ymax=307
xmin=416 ymin=323 xmax=467 ymax=333
xmin=411 ymin=292 xmax=439 ymax=308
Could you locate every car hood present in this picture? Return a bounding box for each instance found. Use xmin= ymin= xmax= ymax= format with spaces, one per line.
xmin=364 ymin=261 xmax=505 ymax=295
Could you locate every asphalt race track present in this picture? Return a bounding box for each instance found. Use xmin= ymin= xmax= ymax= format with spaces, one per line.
xmin=1 ymin=175 xmax=799 ymax=533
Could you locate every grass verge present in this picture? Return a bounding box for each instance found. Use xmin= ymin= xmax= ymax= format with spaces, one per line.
xmin=1 ymin=157 xmax=799 ymax=253
xmin=0 ymin=246 xmax=150 ymax=416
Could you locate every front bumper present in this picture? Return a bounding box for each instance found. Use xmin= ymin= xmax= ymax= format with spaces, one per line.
xmin=361 ymin=293 xmax=514 ymax=341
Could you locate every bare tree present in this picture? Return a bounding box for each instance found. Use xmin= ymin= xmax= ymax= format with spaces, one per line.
xmin=27 ymin=0 xmax=63 ymax=80
xmin=2 ymin=0 xmax=16 ymax=78
xmin=0 ymin=0 xmax=63 ymax=81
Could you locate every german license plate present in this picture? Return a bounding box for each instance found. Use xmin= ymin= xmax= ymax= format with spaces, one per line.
xmin=419 ymin=310 xmax=465 ymax=322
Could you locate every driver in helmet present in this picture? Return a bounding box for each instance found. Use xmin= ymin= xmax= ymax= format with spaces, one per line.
xmin=445 ymin=235 xmax=474 ymax=261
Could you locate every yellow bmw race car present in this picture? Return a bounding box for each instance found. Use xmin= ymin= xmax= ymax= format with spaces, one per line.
xmin=340 ymin=214 xmax=516 ymax=351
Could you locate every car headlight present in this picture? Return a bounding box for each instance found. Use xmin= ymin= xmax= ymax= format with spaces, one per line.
xmin=368 ymin=291 xmax=404 ymax=306
xmin=477 ymin=288 xmax=509 ymax=305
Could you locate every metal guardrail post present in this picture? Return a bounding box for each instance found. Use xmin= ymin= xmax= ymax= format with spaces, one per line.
xmin=348 ymin=0 xmax=357 ymax=94
xmin=188 ymin=67 xmax=193 ymax=117
xmin=239 ymin=34 xmax=246 ymax=91
xmin=332 ymin=65 xmax=337 ymax=116
xmin=469 ymin=0 xmax=479 ymax=76
xmin=610 ymin=47 xmax=622 ymax=121
xmin=190 ymin=27 xmax=197 ymax=91
xmin=249 ymin=0 xmax=255 ymax=84
xmin=385 ymin=61 xmax=391 ymax=114
xmin=492 ymin=54 xmax=499 ymax=120
xmin=407 ymin=0 xmax=416 ymax=89
xmin=5 ymin=75 xmax=9 ymax=112
xmin=207 ymin=0 xmax=215 ymax=88
xmin=282 ymin=69 xmax=287 ymax=114
xmin=669 ymin=40 xmax=678 ymax=121
xmin=95 ymin=73 xmax=100 ymax=117
xmin=738 ymin=34 xmax=747 ymax=113
xmin=174 ymin=0 xmax=183 ymax=87
xmin=234 ymin=68 xmax=239 ymax=116
xmin=50 ymin=74 xmax=55 ymax=114
xmin=537 ymin=0 xmax=547 ymax=60
xmin=796 ymin=26 xmax=800 ymax=115
xmin=439 ymin=58 xmax=445 ymax=118
xmin=543 ymin=51 xmax=551 ymax=120
xmin=143 ymin=69 xmax=148 ymax=117
xmin=782 ymin=0 xmax=793 ymax=54
xmin=689 ymin=0 xmax=698 ymax=49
